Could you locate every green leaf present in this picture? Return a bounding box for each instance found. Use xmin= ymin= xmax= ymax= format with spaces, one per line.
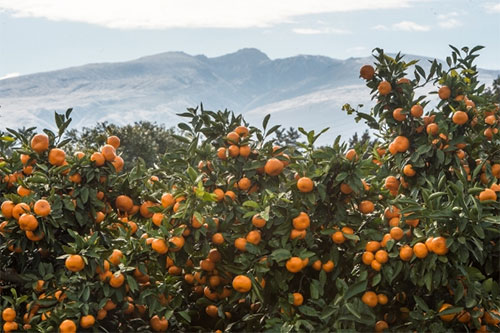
xmin=270 ymin=249 xmax=291 ymax=262
xmin=344 ymin=279 xmax=367 ymax=300
xmin=414 ymin=295 xmax=430 ymax=312
xmin=298 ymin=305 xmax=317 ymax=317
xmin=345 ymin=303 xmax=361 ymax=319
xmin=242 ymin=201 xmax=260 ymax=209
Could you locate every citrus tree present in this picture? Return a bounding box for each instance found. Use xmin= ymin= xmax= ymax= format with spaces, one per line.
xmin=1 ymin=45 xmax=499 ymax=332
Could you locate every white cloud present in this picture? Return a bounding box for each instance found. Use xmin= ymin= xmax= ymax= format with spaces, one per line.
xmin=371 ymin=24 xmax=389 ymax=31
xmin=392 ymin=20 xmax=430 ymax=31
xmin=437 ymin=12 xmax=462 ymax=29
xmin=0 ymin=0 xmax=414 ymax=29
xmin=438 ymin=18 xmax=461 ymax=29
xmin=0 ymin=72 xmax=20 ymax=80
xmin=483 ymin=2 xmax=500 ymax=12
xmin=292 ymin=27 xmax=350 ymax=35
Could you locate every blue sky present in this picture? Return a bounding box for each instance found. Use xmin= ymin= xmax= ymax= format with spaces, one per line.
xmin=0 ymin=0 xmax=499 ymax=80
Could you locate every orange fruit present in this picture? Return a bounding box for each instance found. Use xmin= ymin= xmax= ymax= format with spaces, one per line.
xmin=205 ymin=305 xmax=218 ymax=318
xmin=212 ymin=233 xmax=224 ymax=245
xmin=378 ymin=81 xmax=392 ymax=95
xmin=359 ymin=200 xmax=375 ymax=214
xmin=410 ymin=104 xmax=423 ymax=117
xmin=377 ymin=294 xmax=388 ymax=305
xmin=375 ymin=250 xmax=389 ymax=264
xmin=393 ymin=136 xmax=410 ymax=153
xmin=108 ymin=249 xmax=123 ymax=266
xmin=101 ymin=144 xmax=116 ymax=162
xmin=361 ymin=291 xmax=378 ymax=307
xmin=169 ymin=236 xmax=185 ymax=252
xmin=2 ymin=307 xmax=16 ymax=321
xmin=150 ymin=315 xmax=169 ymax=332
xmin=438 ymin=86 xmax=451 ymax=99
xmin=360 ymin=65 xmax=375 ymax=80
xmin=225 ymin=190 xmax=237 ymax=201
xmin=371 ymin=260 xmax=382 ymax=271
xmin=374 ymin=320 xmax=389 ymax=332
xmin=17 ymin=185 xmax=31 ymax=197
xmin=106 ymin=136 xmax=120 ymax=149
xmin=264 ymin=158 xmax=284 ymax=176
xmin=292 ymin=292 xmax=304 ymax=306
xmin=18 ymin=214 xmax=38 ymax=231
xmin=80 ymin=315 xmax=95 ymax=328
xmin=238 ymin=177 xmax=251 ymax=191
xmin=48 ymin=148 xmax=66 ymax=166
xmin=111 ymin=156 xmax=124 ymax=172
xmin=152 ymin=212 xmax=164 ymax=227
xmin=399 ymin=245 xmax=413 ymax=261
xmin=286 ymin=257 xmax=304 ymax=273
xmin=426 ymin=123 xmax=439 ymax=136
xmin=403 ymin=164 xmax=416 ymax=177
xmin=213 ymin=188 xmax=225 ymax=201
xmin=217 ymin=147 xmax=227 ymax=160
xmin=152 ymin=239 xmax=168 ymax=254
xmin=432 ymin=237 xmax=448 ymax=255
xmin=32 ymin=199 xmax=51 ymax=217
xmin=292 ymin=212 xmax=310 ymax=230
xmin=425 ymin=237 xmax=434 ymax=252
xmin=26 ymin=230 xmax=45 ymax=241
xmin=3 ymin=322 xmax=18 ymax=333
xmin=116 ymin=195 xmax=133 ymax=212
xmin=297 ymin=177 xmax=314 ymax=192
xmin=390 ymin=227 xmax=404 ymax=241
xmin=228 ymin=144 xmax=240 ymax=157
xmin=140 ymin=201 xmax=156 ymax=218
xmin=331 ymin=231 xmax=345 ymax=244
xmin=234 ymin=237 xmax=247 ymax=251
xmin=413 ymin=242 xmax=428 ymax=258
xmin=289 ymin=229 xmax=306 ymax=240
xmin=366 ymin=241 xmax=381 ymax=253
xmin=393 ymin=108 xmax=406 ymax=121
xmin=479 ymin=189 xmax=497 ymax=201
xmin=312 ymin=260 xmax=322 ymax=271
xmin=252 ymin=214 xmax=266 ymax=228
xmin=439 ymin=303 xmax=456 ymax=322
xmin=456 ymin=311 xmax=471 ymax=324
xmin=232 ymin=275 xmax=252 ymax=292
xmin=345 ymin=149 xmax=358 ymax=161
xmin=340 ymin=183 xmax=353 ymax=194
xmin=65 ymin=254 xmax=85 ymax=272
xmin=90 ymin=152 xmax=105 ymax=166
xmin=109 ymin=272 xmax=125 ymax=288
xmin=452 ymin=111 xmax=468 ymax=125
xmin=322 ymin=260 xmax=335 ymax=272
xmin=246 ymin=230 xmax=262 ymax=245
xmin=1 ymin=200 xmax=15 ymax=219
xmin=483 ymin=310 xmax=500 ymax=325
xmin=59 ymin=319 xmax=77 ymax=333
xmin=235 ymin=125 xmax=249 ymax=137
xmin=226 ymin=131 xmax=240 ymax=144
xmin=388 ymin=217 xmax=400 ymax=227
xmin=97 ymin=309 xmax=107 ymax=320
xmin=31 ymin=133 xmax=49 ymax=153
xmin=239 ymin=145 xmax=251 ymax=158
xmin=362 ymin=251 xmax=375 ymax=265
xmin=161 ymin=193 xmax=174 ymax=208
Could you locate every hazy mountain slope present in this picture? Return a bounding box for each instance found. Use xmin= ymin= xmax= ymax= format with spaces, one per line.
xmin=0 ymin=49 xmax=498 ymax=145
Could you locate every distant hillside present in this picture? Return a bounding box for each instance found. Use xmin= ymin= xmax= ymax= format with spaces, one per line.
xmin=0 ymin=48 xmax=498 ymax=145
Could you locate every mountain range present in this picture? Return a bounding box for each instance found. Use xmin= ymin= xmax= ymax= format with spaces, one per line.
xmin=1 ymin=48 xmax=499 ymax=145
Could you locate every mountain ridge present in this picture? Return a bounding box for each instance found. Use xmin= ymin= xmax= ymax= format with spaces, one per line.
xmin=1 ymin=48 xmax=498 ymax=145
